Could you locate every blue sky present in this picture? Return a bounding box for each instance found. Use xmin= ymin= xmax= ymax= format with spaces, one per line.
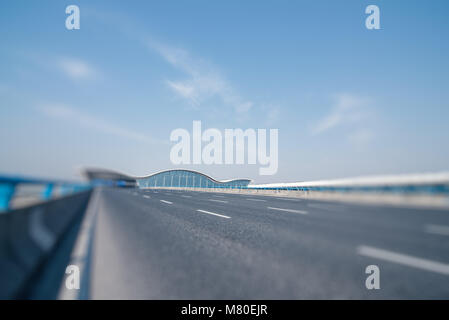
xmin=1 ymin=0 xmax=448 ymax=183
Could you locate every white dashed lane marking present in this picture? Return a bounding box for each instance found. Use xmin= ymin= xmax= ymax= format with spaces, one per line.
xmin=275 ymin=198 xmax=301 ymax=201
xmin=267 ymin=207 xmax=308 ymax=215
xmin=425 ymin=224 xmax=449 ymax=236
xmin=246 ymin=198 xmax=267 ymax=202
xmin=357 ymin=245 xmax=449 ymax=276
xmin=307 ymin=203 xmax=346 ymax=212
xmin=209 ymin=199 xmax=228 ymax=204
xmin=196 ymin=209 xmax=231 ymax=219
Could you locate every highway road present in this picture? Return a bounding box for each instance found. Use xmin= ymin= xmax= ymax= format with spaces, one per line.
xmin=80 ymin=188 xmax=449 ymax=299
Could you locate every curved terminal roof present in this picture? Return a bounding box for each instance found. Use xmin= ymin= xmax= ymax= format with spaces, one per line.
xmin=135 ymin=168 xmax=252 ymax=185
xmin=83 ymin=168 xmax=251 ymax=186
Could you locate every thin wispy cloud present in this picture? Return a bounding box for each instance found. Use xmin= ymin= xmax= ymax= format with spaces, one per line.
xmin=147 ymin=42 xmax=254 ymax=115
xmin=310 ymin=93 xmax=375 ymax=145
xmin=82 ymin=13 xmax=257 ymax=116
xmin=39 ymin=104 xmax=165 ymax=145
xmin=311 ymin=94 xmax=368 ymax=135
xmin=58 ymin=58 xmax=96 ymax=80
xmin=166 ymin=80 xmax=200 ymax=106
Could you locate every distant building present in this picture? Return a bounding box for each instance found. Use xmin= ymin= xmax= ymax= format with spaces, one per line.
xmin=82 ymin=168 xmax=137 ymax=188
xmin=83 ymin=168 xmax=251 ymax=189
xmin=136 ymin=169 xmax=251 ymax=189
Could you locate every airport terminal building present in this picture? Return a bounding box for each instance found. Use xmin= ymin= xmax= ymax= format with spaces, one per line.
xmin=83 ymin=168 xmax=251 ymax=189
xmin=136 ymin=169 xmax=251 ymax=189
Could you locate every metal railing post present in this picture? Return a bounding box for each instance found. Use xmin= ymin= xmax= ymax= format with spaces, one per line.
xmin=0 ymin=183 xmax=16 ymax=212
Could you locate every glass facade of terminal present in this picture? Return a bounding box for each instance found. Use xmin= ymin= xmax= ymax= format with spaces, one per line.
xmin=137 ymin=170 xmax=251 ymax=189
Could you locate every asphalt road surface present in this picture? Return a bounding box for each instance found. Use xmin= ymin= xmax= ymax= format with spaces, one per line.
xmin=84 ymin=188 xmax=449 ymax=299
